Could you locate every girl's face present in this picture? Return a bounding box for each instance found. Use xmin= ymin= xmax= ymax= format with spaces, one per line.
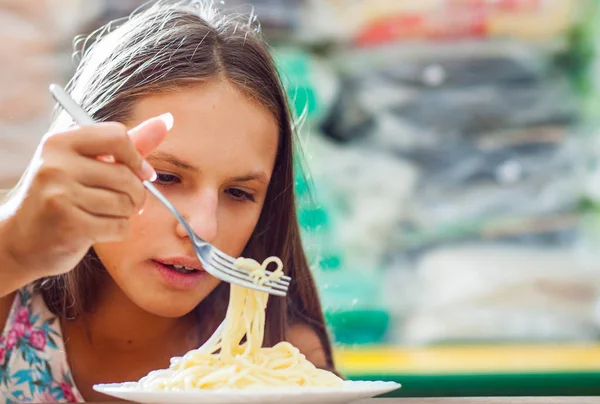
xmin=94 ymin=80 xmax=279 ymax=318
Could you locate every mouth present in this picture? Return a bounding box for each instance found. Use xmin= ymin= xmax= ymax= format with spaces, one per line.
xmin=151 ymin=259 xmax=206 ymax=290
xmin=159 ymin=263 xmax=198 ymax=275
xmin=152 ymin=258 xmax=204 ymax=275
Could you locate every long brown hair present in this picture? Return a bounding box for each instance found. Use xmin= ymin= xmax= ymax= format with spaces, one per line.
xmin=28 ymin=0 xmax=335 ymax=370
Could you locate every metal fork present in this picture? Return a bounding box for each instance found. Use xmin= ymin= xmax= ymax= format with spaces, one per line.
xmin=49 ymin=84 xmax=290 ymax=296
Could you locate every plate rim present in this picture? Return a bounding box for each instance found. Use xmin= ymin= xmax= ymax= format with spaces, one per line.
xmin=93 ymin=379 xmax=401 ymax=396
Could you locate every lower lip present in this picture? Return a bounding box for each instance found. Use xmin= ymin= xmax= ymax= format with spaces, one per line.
xmin=151 ymin=260 xmax=206 ymax=290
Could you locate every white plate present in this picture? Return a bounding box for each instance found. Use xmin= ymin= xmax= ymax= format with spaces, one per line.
xmin=93 ymin=380 xmax=401 ymax=404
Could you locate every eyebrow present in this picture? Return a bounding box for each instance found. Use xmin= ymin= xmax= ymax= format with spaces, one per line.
xmin=147 ymin=151 xmax=270 ymax=185
xmin=232 ymin=172 xmax=270 ymax=185
xmin=147 ymin=151 xmax=200 ymax=174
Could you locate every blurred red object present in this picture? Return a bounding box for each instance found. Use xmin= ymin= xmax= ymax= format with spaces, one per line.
xmin=353 ymin=0 xmax=572 ymax=47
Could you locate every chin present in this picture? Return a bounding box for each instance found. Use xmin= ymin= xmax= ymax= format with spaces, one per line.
xmin=100 ymin=256 xmax=222 ymax=318
xmin=137 ymin=298 xmax=199 ymax=318
xmin=129 ymin=283 xmax=221 ymax=318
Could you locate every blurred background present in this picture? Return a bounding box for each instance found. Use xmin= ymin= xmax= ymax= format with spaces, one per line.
xmin=3 ymin=0 xmax=600 ymax=397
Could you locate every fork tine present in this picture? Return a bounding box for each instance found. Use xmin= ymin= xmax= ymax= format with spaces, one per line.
xmin=209 ymin=267 xmax=288 ymax=295
xmin=211 ymin=254 xmax=290 ymax=287
xmin=209 ymin=255 xmax=289 ymax=292
xmin=220 ymin=273 xmax=287 ymax=296
xmin=213 ymin=250 xmax=292 ymax=282
xmin=209 ymin=265 xmax=289 ymax=293
xmin=202 ymin=258 xmax=287 ymax=296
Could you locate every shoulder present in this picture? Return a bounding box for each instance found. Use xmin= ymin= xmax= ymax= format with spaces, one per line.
xmin=1 ymin=285 xmax=34 ymax=332
xmin=0 ymin=292 xmax=15 ymax=334
xmin=1 ymin=284 xmax=51 ymax=336
xmin=286 ymin=323 xmax=329 ymax=370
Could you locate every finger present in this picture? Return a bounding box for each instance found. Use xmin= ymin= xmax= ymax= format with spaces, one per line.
xmin=73 ymin=155 xmax=146 ymax=211
xmin=82 ymin=212 xmax=131 ymax=243
xmin=98 ymin=114 xmax=172 ymax=165
xmin=72 ymin=183 xmax=136 ymax=219
xmin=128 ymin=113 xmax=172 ymax=157
xmin=69 ymin=122 xmax=155 ymax=181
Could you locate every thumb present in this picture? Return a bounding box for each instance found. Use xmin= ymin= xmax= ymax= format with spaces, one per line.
xmin=128 ymin=113 xmax=173 ymax=157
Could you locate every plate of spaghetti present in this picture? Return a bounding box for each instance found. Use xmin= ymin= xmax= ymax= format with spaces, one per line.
xmin=94 ymin=257 xmax=400 ymax=403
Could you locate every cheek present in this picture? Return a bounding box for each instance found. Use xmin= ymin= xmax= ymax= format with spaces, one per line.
xmin=94 ymin=205 xmax=166 ymax=273
xmin=128 ymin=207 xmax=160 ymax=239
xmin=128 ymin=195 xmax=181 ymax=244
xmin=218 ymin=201 xmax=264 ymax=256
xmin=94 ymin=242 xmax=126 ymax=277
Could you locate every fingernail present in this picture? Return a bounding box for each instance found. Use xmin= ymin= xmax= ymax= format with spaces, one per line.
xmin=141 ymin=160 xmax=157 ymax=182
xmin=98 ymin=155 xmax=115 ymax=163
xmin=158 ymin=113 xmax=174 ymax=131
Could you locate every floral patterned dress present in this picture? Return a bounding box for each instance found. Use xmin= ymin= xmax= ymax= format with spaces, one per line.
xmin=1 ymin=285 xmax=84 ymax=403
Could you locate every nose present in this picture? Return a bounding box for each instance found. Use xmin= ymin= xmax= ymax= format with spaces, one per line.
xmin=175 ymin=189 xmax=218 ymax=244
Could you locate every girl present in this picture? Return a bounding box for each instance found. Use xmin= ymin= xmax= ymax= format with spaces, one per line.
xmin=0 ymin=1 xmax=336 ymax=402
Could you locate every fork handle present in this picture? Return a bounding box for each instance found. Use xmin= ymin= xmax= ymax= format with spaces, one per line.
xmin=49 ymin=84 xmax=95 ymax=125
xmin=143 ymin=181 xmax=198 ymax=239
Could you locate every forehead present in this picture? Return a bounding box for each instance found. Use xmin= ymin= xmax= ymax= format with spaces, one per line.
xmin=126 ymin=80 xmax=279 ymax=175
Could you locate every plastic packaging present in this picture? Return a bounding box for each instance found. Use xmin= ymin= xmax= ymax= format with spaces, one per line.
xmin=322 ymin=41 xmax=575 ymax=145
xmin=399 ymin=244 xmax=600 ymax=344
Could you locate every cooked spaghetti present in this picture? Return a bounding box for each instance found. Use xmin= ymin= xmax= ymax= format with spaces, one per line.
xmin=135 ymin=256 xmax=343 ymax=390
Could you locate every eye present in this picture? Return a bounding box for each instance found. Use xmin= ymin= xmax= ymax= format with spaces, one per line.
xmin=154 ymin=173 xmax=181 ymax=185
xmin=226 ymin=188 xmax=255 ymax=202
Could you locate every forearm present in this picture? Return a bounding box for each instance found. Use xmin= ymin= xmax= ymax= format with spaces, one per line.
xmin=0 ymin=217 xmax=39 ymax=297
